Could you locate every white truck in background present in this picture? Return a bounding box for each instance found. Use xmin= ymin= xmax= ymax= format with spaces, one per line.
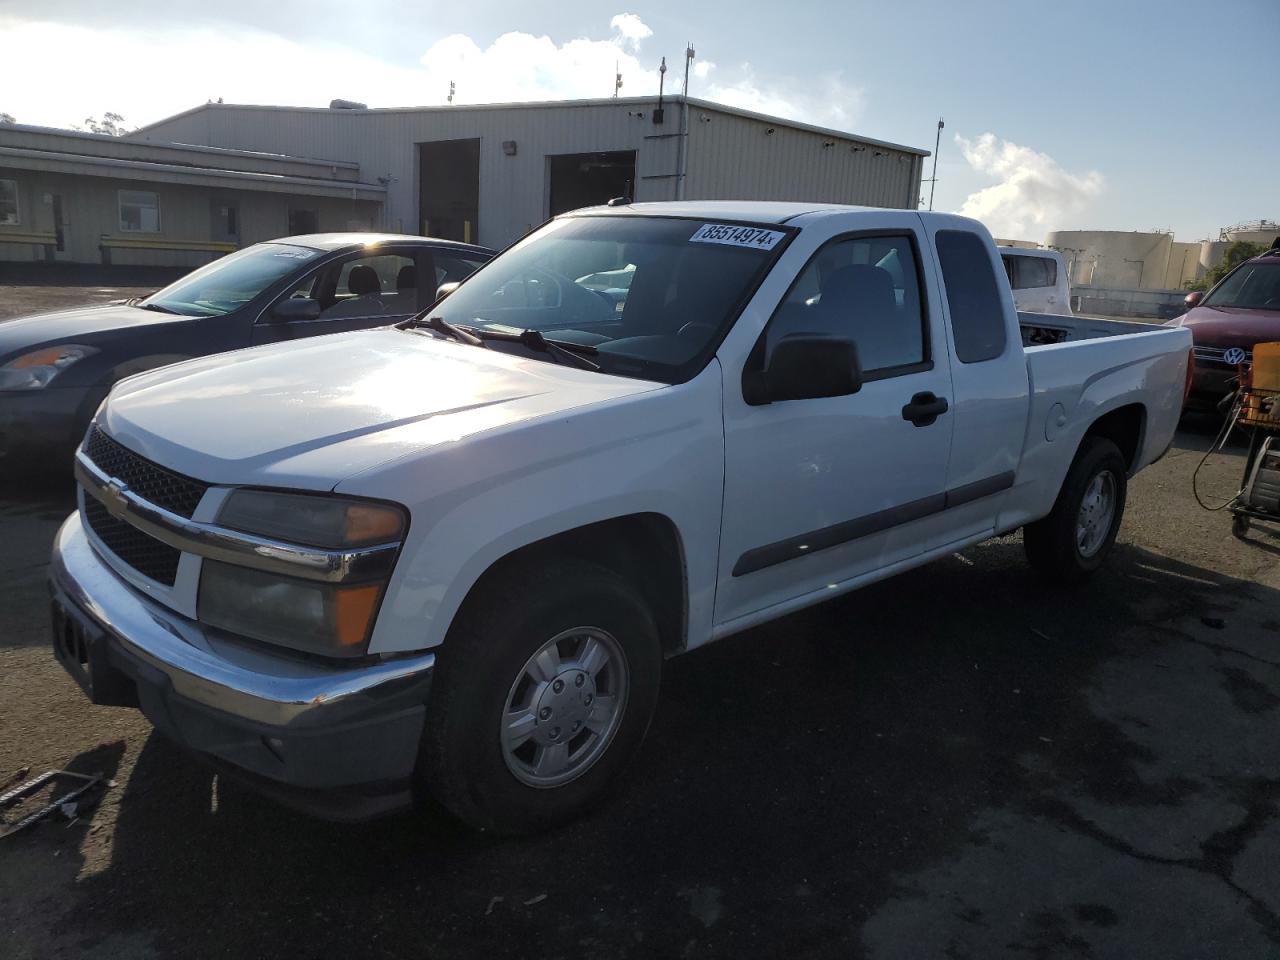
xmin=51 ymin=202 xmax=1191 ymax=834
xmin=1000 ymin=246 xmax=1073 ymax=314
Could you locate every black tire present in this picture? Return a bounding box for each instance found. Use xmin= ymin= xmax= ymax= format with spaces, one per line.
xmin=419 ymin=558 xmax=662 ymax=834
xmin=1024 ymin=436 xmax=1128 ymax=583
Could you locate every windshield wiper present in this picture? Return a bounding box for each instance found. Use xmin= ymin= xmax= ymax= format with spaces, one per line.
xmin=509 ymin=329 xmax=600 ymax=371
xmin=137 ymin=302 xmax=183 ymax=315
xmin=399 ymin=315 xmax=599 ymax=371
xmin=400 ymin=314 xmax=487 ymax=347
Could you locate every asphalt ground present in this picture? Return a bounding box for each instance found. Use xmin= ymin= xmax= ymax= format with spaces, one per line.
xmin=2 ymin=288 xmax=1279 ymax=959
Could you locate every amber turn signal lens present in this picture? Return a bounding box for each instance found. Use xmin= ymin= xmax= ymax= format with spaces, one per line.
xmin=344 ymin=504 xmax=405 ymax=545
xmin=333 ymin=584 xmax=383 ymax=647
xmin=12 ymin=347 xmax=73 ymax=369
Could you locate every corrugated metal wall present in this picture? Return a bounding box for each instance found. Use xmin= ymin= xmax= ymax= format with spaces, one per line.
xmin=139 ymin=100 xmax=924 ymax=249
xmin=685 ymin=105 xmax=920 ymax=209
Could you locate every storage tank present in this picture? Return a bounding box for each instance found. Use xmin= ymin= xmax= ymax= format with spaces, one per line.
xmin=1221 ymin=220 xmax=1280 ymax=245
xmin=1044 ymin=230 xmax=1174 ymax=290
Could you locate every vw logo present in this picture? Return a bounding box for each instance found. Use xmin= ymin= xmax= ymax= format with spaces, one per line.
xmin=1223 ymin=347 xmax=1248 ymax=366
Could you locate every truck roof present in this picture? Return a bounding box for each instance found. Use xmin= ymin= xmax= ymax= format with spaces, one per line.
xmin=571 ymin=200 xmax=884 ymax=225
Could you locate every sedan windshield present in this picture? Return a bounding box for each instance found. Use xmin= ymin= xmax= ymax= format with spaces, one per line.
xmin=143 ymin=243 xmax=321 ymax=317
xmin=431 ymin=215 xmax=790 ymax=383
xmin=1204 ymin=261 xmax=1280 ymax=311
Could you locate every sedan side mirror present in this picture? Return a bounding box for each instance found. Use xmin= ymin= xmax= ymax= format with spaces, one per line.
xmin=743 ymin=336 xmax=862 ymax=405
xmin=271 ymin=298 xmax=321 ymax=322
xmin=1184 ymin=291 xmax=1204 ymax=309
xmin=435 ymin=281 xmax=461 ymax=302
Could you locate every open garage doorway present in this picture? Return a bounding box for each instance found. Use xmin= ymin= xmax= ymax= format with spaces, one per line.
xmin=418 ymin=138 xmax=480 ymax=243
xmin=548 ymin=151 xmax=636 ymax=217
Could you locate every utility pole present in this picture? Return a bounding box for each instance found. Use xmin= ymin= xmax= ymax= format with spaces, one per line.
xmin=677 ymin=44 xmax=695 ymax=201
xmin=927 ymin=117 xmax=944 ymax=211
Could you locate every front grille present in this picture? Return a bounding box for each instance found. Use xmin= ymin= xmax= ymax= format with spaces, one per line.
xmin=1194 ymin=345 xmax=1252 ymax=367
xmin=82 ymin=496 xmax=181 ymax=585
xmin=82 ymin=426 xmax=207 ymax=518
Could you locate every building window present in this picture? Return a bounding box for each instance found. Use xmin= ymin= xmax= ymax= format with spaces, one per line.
xmin=212 ymin=202 xmax=239 ymax=241
xmin=119 ymin=190 xmax=160 ymax=232
xmin=0 ymin=180 xmax=18 ymax=225
xmin=288 ymin=208 xmax=318 ymax=235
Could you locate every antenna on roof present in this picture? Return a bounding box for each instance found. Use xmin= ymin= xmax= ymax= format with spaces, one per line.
xmin=925 ymin=117 xmax=944 ymax=211
xmin=683 ymin=44 xmax=695 ymax=97
xmin=447 ymin=81 xmax=455 ymax=105
xmin=614 ymin=62 xmax=623 ymax=98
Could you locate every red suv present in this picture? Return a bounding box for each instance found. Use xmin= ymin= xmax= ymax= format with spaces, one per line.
xmin=1168 ymin=239 xmax=1280 ymax=408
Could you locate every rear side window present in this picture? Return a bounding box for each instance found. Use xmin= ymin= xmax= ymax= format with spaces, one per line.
xmin=1013 ymin=255 xmax=1053 ymax=289
xmin=937 ymin=230 xmax=1007 ymax=363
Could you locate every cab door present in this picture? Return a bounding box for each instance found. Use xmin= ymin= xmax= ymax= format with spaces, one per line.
xmin=715 ymin=221 xmax=955 ymax=628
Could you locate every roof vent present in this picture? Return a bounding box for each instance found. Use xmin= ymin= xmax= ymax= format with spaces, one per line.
xmin=328 ymin=99 xmax=368 ymax=110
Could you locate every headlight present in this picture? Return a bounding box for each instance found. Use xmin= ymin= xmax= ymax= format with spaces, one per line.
xmin=216 ymin=489 xmax=405 ymax=548
xmin=199 ymin=490 xmax=407 ymax=657
xmin=0 ymin=344 xmax=98 ymax=390
xmin=199 ymin=561 xmax=385 ymax=658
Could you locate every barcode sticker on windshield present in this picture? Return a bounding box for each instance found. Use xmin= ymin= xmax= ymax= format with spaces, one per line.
xmin=689 ymin=223 xmax=786 ymax=250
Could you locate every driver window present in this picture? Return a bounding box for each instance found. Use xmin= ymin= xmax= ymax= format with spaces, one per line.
xmin=766 ymin=234 xmax=927 ymax=376
xmin=316 ymin=253 xmax=419 ymax=319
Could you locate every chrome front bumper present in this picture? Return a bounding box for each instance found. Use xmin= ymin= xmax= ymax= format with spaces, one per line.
xmin=50 ymin=512 xmax=435 ymax=818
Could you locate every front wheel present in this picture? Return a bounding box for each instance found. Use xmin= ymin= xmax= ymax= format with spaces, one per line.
xmin=419 ymin=559 xmax=662 ymax=834
xmin=1024 ymin=436 xmax=1128 ymax=582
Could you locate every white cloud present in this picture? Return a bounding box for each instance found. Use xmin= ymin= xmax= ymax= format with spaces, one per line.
xmin=703 ymin=68 xmax=864 ymax=129
xmin=953 ymin=132 xmax=1103 ymax=240
xmin=0 ymin=14 xmax=864 ymax=133
xmin=609 ymin=13 xmax=653 ymax=48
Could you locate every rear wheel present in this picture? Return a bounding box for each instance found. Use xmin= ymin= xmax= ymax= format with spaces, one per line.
xmin=1024 ymin=436 xmax=1127 ymax=582
xmin=419 ymin=558 xmax=662 ymax=834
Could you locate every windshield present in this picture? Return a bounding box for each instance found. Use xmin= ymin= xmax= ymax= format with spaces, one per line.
xmin=1204 ymin=261 xmax=1280 ymax=311
xmin=144 ymin=243 xmax=321 ymax=317
xmin=431 ymin=215 xmax=791 ymax=383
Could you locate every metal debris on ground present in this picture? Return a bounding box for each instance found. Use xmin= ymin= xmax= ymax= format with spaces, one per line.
xmin=0 ymin=770 xmax=108 ymax=839
xmin=523 ymin=894 xmax=548 ymax=906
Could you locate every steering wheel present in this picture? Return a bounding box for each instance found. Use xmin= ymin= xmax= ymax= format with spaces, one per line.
xmin=676 ymin=322 xmax=715 ymax=341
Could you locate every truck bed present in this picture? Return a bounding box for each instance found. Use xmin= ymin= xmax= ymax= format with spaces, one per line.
xmin=1019 ymin=311 xmax=1160 ymax=347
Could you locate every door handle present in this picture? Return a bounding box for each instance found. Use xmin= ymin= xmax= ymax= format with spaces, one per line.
xmin=902 ymin=391 xmax=949 ymax=427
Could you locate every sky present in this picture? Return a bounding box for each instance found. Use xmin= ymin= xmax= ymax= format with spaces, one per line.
xmin=0 ymin=0 xmax=1276 ymax=242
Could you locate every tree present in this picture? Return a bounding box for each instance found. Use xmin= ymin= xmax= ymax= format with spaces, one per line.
xmin=0 ymin=113 xmax=14 ymax=125
xmin=77 ymin=112 xmax=130 ymax=136
xmin=1185 ymin=240 xmax=1268 ymax=291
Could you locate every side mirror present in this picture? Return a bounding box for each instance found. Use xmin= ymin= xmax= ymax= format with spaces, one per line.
xmin=435 ymin=281 xmax=461 ymax=302
xmin=1184 ymin=291 xmax=1204 ymax=309
xmin=743 ymin=336 xmax=862 ymax=405
xmin=271 ymin=298 xmax=321 ymax=322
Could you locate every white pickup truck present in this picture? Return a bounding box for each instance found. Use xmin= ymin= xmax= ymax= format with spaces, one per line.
xmin=49 ymin=202 xmax=1192 ymax=833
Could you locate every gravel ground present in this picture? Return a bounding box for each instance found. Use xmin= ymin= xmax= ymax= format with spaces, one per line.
xmin=1 ymin=288 xmax=1278 ymax=959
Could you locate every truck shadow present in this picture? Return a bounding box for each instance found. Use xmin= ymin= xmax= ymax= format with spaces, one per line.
xmin=63 ymin=537 xmax=1280 ymax=959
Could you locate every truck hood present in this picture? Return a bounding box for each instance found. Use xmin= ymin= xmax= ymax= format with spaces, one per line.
xmin=98 ymin=328 xmax=660 ymax=489
xmin=1168 ymin=305 xmax=1280 ymax=348
xmin=0 ymin=303 xmax=182 ymax=360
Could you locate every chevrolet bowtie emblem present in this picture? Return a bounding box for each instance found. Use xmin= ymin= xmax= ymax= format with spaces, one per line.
xmin=102 ymin=479 xmax=129 ymax=518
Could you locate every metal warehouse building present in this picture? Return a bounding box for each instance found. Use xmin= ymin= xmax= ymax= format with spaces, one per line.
xmin=0 ymin=124 xmax=384 ymax=268
xmin=132 ymin=96 xmax=928 ymax=251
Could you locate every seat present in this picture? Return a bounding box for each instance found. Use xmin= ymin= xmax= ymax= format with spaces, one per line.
xmin=347 ymin=264 xmax=381 ymax=296
xmin=396 ymin=265 xmax=416 ymax=291
xmin=810 ymin=265 xmax=903 ymax=370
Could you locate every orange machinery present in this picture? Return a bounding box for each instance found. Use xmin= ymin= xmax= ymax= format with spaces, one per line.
xmin=1232 ymin=342 xmax=1280 ymax=538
